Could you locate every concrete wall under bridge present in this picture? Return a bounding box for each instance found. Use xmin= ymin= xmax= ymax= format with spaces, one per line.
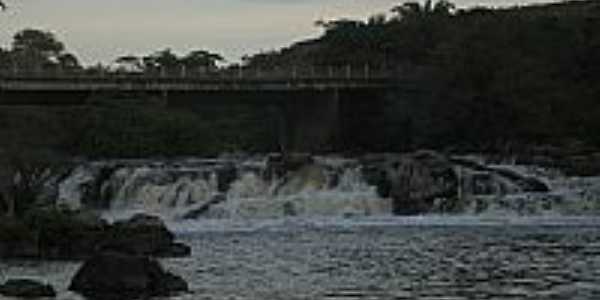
xmin=0 ymin=87 xmax=391 ymax=153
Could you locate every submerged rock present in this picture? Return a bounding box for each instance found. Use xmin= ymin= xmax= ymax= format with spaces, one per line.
xmin=0 ymin=279 xmax=56 ymax=298
xmin=69 ymin=252 xmax=188 ymax=300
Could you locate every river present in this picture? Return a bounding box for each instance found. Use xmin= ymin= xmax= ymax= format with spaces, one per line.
xmin=1 ymin=216 xmax=600 ymax=300
xmin=2 ymin=154 xmax=600 ymax=299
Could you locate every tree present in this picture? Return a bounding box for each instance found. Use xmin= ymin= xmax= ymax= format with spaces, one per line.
xmin=315 ymin=19 xmax=364 ymax=34
xmin=115 ymin=55 xmax=142 ymax=72
xmin=152 ymin=49 xmax=179 ymax=71
xmin=181 ymin=50 xmax=223 ymax=73
xmin=0 ymin=149 xmax=61 ymax=217
xmin=391 ymin=1 xmax=455 ymax=21
xmin=57 ymin=53 xmax=81 ymax=71
xmin=11 ymin=29 xmax=66 ymax=72
xmin=0 ymin=110 xmax=66 ymax=217
xmin=142 ymin=49 xmax=180 ymax=75
xmin=432 ymin=0 xmax=456 ymax=16
xmin=12 ymin=29 xmax=65 ymax=59
xmin=0 ymin=47 xmax=10 ymax=70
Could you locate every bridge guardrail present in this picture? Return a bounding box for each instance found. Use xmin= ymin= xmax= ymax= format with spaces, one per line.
xmin=0 ymin=65 xmax=397 ymax=81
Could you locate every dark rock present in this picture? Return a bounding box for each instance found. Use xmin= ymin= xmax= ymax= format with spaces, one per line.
xmin=0 ymin=218 xmax=39 ymax=259
xmin=101 ymin=214 xmax=191 ymax=257
xmin=23 ymin=209 xmax=108 ymax=260
xmin=69 ymin=252 xmax=188 ymax=300
xmin=182 ymin=194 xmax=227 ymax=219
xmin=522 ymin=177 xmax=550 ymax=193
xmin=1 ymin=212 xmax=190 ymax=260
xmin=362 ymin=164 xmax=392 ymax=197
xmin=265 ymin=153 xmax=314 ymax=181
xmin=490 ymin=167 xmax=550 ymax=193
xmin=0 ymin=279 xmax=56 ymax=298
xmin=1 ymin=210 xmax=109 ymax=260
xmin=362 ymin=151 xmax=458 ymax=215
xmin=161 ymin=272 xmax=189 ymax=293
xmin=216 ymin=164 xmax=238 ymax=193
xmin=157 ymin=242 xmax=192 ymax=258
xmin=283 ymin=153 xmax=314 ymax=171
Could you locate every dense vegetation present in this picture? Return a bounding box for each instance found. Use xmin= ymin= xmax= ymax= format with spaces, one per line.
xmin=243 ymin=0 xmax=600 ymax=151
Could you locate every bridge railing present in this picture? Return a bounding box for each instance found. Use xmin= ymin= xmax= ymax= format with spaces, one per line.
xmin=0 ymin=65 xmax=396 ymax=81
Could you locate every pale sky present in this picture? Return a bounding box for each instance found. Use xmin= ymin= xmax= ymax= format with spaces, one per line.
xmin=0 ymin=0 xmax=560 ymax=65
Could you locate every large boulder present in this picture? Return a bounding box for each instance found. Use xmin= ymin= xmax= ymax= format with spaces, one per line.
xmin=101 ymin=214 xmax=191 ymax=257
xmin=0 ymin=279 xmax=56 ymax=298
xmin=216 ymin=163 xmax=238 ymax=193
xmin=23 ymin=209 xmax=109 ymax=260
xmin=362 ymin=151 xmax=458 ymax=214
xmin=0 ymin=210 xmax=108 ymax=260
xmin=69 ymin=252 xmax=188 ymax=300
xmin=0 ymin=218 xmax=39 ymax=259
xmin=1 ymin=212 xmax=190 ymax=260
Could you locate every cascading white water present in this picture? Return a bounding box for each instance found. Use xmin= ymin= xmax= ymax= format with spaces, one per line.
xmin=208 ymin=166 xmax=390 ymax=219
xmin=54 ymin=154 xmax=600 ymax=220
xmin=106 ymin=167 xmax=219 ymax=218
xmin=56 ymin=156 xmax=392 ymax=220
xmin=456 ymin=160 xmax=600 ymax=216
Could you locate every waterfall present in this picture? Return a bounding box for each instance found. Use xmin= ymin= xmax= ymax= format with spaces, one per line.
xmin=456 ymin=159 xmax=600 ymax=216
xmin=53 ymin=154 xmax=600 ymax=220
xmin=55 ymin=156 xmax=391 ymax=220
xmin=209 ymin=166 xmax=390 ymax=219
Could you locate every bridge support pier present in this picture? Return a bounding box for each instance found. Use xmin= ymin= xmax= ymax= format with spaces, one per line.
xmin=284 ymin=89 xmax=341 ymax=152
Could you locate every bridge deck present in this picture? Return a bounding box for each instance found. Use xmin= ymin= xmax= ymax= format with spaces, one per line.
xmin=0 ymin=76 xmax=394 ymax=92
xmin=0 ymin=66 xmax=403 ymax=92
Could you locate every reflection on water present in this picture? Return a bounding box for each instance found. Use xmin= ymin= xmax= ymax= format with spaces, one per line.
xmin=2 ymin=217 xmax=600 ymax=300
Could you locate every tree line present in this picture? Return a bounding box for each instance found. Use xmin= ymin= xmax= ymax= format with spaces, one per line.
xmin=0 ymin=29 xmax=224 ymax=76
xmin=242 ymin=0 xmax=600 ymax=150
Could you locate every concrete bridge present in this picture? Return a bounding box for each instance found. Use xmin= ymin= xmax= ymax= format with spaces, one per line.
xmin=0 ymin=67 xmax=407 ymax=151
xmin=0 ymin=67 xmax=397 ymax=93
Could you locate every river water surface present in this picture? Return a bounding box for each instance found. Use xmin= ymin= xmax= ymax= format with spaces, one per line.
xmin=1 ymin=216 xmax=600 ymax=300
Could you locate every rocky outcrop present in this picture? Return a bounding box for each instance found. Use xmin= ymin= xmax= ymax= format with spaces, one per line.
xmin=69 ymin=252 xmax=188 ymax=300
xmin=362 ymin=150 xmax=558 ymax=215
xmin=27 ymin=210 xmax=109 ymax=260
xmin=0 ymin=211 xmax=190 ymax=260
xmin=0 ymin=218 xmax=39 ymax=259
xmin=101 ymin=214 xmax=191 ymax=257
xmin=0 ymin=211 xmax=107 ymax=260
xmin=0 ymin=279 xmax=56 ymax=298
xmin=362 ymin=151 xmax=458 ymax=215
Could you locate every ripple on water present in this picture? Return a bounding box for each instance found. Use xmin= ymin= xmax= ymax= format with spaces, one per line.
xmin=1 ymin=217 xmax=600 ymax=300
